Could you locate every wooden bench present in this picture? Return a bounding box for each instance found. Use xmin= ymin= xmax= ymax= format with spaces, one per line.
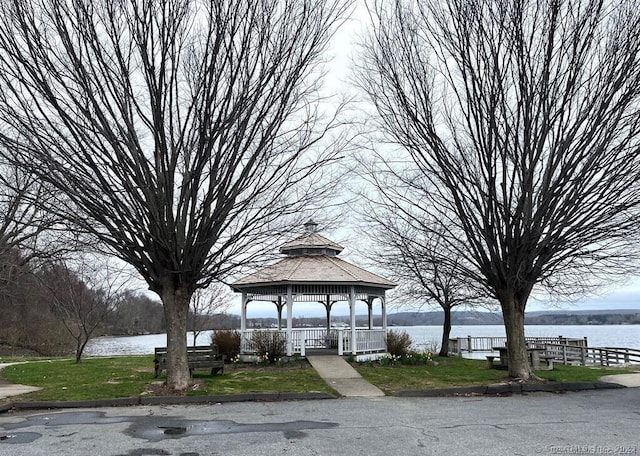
xmin=154 ymin=345 xmax=224 ymax=378
xmin=491 ymin=346 xmax=554 ymax=371
xmin=538 ymin=355 xmax=554 ymax=371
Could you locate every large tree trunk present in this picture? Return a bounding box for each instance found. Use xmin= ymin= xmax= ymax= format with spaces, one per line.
xmin=161 ymin=280 xmax=191 ymax=391
xmin=500 ymin=296 xmax=533 ymax=380
xmin=439 ymin=305 xmax=452 ymax=357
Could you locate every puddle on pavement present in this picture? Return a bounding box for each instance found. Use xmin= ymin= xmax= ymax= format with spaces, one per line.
xmin=2 ymin=410 xmax=128 ymax=430
xmin=1 ymin=410 xmax=339 ymax=445
xmin=0 ymin=432 xmax=42 ymax=444
xmin=127 ymin=417 xmax=338 ymax=442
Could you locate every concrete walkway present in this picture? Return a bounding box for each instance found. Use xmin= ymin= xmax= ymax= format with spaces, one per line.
xmin=599 ymin=372 xmax=640 ymax=387
xmin=306 ymin=355 xmax=385 ymax=397
xmin=0 ymin=363 xmax=41 ymax=399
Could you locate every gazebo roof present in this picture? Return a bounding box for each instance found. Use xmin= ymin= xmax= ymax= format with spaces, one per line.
xmin=279 ymin=232 xmax=344 ymax=255
xmin=231 ymin=254 xmax=395 ymax=290
xmin=231 ymin=220 xmax=395 ymax=292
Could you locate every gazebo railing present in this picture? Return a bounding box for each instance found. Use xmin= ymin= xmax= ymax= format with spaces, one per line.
xmin=338 ymin=329 xmax=386 ymax=355
xmin=240 ymin=328 xmax=387 ymax=356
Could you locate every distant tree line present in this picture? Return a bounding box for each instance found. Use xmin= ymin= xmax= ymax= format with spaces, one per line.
xmin=385 ymin=311 xmax=640 ymax=326
xmin=524 ymin=313 xmax=640 ymax=326
xmin=0 ymin=247 xmax=239 ymax=358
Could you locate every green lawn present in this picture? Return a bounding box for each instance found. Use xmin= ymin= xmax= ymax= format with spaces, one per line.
xmin=1 ymin=355 xmax=636 ymax=402
xmin=353 ymin=356 xmax=638 ymax=394
xmin=0 ymin=356 xmax=334 ymax=402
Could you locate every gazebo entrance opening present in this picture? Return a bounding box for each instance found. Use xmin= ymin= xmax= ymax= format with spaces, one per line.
xmin=231 ymin=220 xmax=396 ymax=358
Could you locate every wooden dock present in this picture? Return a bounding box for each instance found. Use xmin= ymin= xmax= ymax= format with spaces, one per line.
xmin=448 ymin=336 xmax=640 ymax=366
xmin=447 ymin=336 xmax=587 ymax=356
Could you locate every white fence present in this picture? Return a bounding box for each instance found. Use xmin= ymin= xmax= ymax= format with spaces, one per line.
xmin=240 ymin=328 xmax=387 ymax=356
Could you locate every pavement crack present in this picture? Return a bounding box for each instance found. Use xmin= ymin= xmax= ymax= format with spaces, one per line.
xmin=439 ymin=420 xmax=590 ymax=430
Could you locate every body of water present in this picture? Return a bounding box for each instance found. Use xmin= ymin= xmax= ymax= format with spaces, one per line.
xmin=85 ymin=325 xmax=639 ymax=357
xmin=401 ymin=325 xmax=639 ymax=351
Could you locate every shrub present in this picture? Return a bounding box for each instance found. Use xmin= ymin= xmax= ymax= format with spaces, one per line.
xmin=399 ymin=351 xmax=433 ymax=365
xmin=385 ymin=329 xmax=413 ymax=357
xmin=251 ymin=330 xmax=287 ymax=364
xmin=361 ymin=351 xmax=433 ymax=367
xmin=421 ymin=338 xmax=440 ymax=356
xmin=211 ymin=329 xmax=241 ymax=362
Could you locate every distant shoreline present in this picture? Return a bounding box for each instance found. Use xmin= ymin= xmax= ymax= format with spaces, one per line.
xmin=240 ymin=309 xmax=640 ymax=328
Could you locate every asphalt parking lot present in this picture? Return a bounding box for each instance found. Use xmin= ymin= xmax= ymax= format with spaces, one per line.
xmin=1 ymin=388 xmax=638 ymax=456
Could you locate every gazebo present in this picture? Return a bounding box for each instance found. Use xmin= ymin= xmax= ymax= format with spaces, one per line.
xmin=231 ymin=220 xmax=396 ymax=358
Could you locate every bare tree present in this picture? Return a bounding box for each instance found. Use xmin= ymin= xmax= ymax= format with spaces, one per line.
xmin=0 ymin=0 xmax=351 ymax=389
xmin=188 ymin=282 xmax=232 ymax=346
xmin=360 ymin=199 xmax=487 ymax=356
xmin=357 ymin=0 xmax=640 ymax=379
xmin=41 ymin=255 xmax=129 ymax=363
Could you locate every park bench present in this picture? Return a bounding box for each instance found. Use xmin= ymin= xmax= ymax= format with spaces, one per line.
xmin=154 ymin=345 xmax=224 ymax=378
xmin=486 ymin=355 xmax=498 ymax=369
xmin=490 ymin=346 xmax=554 ymax=370
xmin=538 ymin=355 xmax=554 ymax=370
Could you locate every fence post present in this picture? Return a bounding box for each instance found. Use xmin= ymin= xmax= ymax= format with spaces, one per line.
xmin=468 ymin=336 xmax=472 ymax=353
xmin=338 ymin=329 xmax=344 ymax=356
xmin=562 ymin=345 xmax=567 ymax=365
xmin=301 ymin=338 xmax=306 ymax=357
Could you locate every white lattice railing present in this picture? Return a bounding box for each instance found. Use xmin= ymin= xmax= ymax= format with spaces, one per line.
xmin=356 ymin=329 xmax=386 ymax=353
xmin=240 ymin=328 xmax=328 ymax=355
xmin=240 ymin=328 xmax=387 ymax=356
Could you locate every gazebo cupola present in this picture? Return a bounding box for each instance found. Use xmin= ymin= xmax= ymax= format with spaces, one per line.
xmin=231 ymin=220 xmax=396 ymax=357
xmin=279 ymin=219 xmax=344 ymax=257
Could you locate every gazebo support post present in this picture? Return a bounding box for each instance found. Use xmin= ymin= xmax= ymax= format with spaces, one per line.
xmin=367 ymin=297 xmax=374 ymax=330
xmin=275 ymin=297 xmax=284 ymax=330
xmin=241 ymin=292 xmax=248 ymax=352
xmin=349 ymin=286 xmax=357 ymax=355
xmin=324 ymin=295 xmax=332 ymax=348
xmin=286 ymin=285 xmax=293 ymax=356
xmin=382 ymin=293 xmax=387 ymax=332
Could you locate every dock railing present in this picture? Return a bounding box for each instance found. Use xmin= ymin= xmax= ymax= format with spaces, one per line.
xmin=448 ymin=336 xmax=639 ymax=366
xmin=585 ymin=347 xmax=640 ymax=366
xmin=542 ymin=345 xmax=640 ymax=366
xmin=447 ymin=336 xmax=588 ymax=357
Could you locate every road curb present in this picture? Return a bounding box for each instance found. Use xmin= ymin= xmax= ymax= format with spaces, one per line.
xmin=0 ymin=391 xmax=336 ymax=414
xmin=0 ymin=382 xmax=628 ymax=414
xmin=396 ymin=381 xmax=626 ymax=397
